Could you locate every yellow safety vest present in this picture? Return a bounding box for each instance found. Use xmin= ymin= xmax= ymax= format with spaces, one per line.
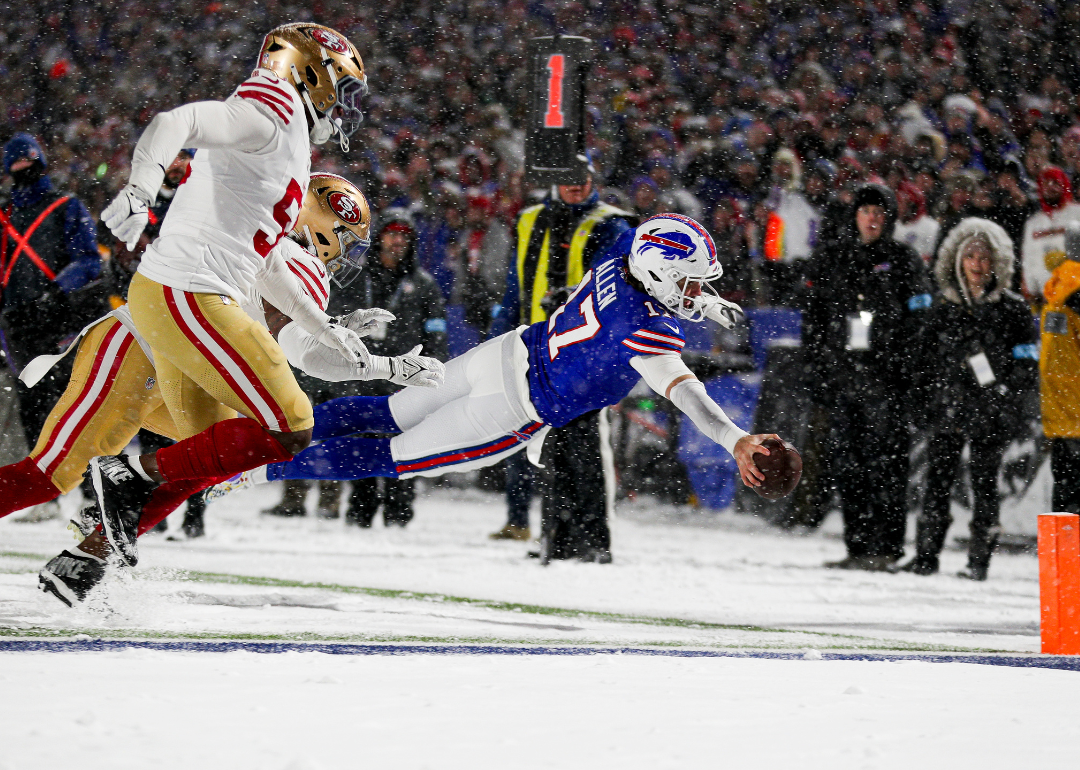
xmin=515 ymin=202 xmax=631 ymax=324
xmin=1041 ymin=260 xmax=1080 ymax=438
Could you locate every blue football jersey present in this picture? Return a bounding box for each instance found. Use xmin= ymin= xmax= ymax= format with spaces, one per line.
xmin=521 ymin=256 xmax=686 ymax=427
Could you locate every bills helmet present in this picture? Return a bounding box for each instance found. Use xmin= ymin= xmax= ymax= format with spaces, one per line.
xmin=258 ymin=23 xmax=368 ymax=151
xmin=627 ymin=214 xmax=742 ymax=327
xmin=293 ymin=173 xmax=371 ymax=288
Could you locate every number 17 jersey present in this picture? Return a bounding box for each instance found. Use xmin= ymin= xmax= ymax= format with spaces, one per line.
xmin=520 ymin=256 xmax=686 ymax=428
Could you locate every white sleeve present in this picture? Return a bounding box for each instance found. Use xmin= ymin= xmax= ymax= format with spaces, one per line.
xmin=277 ymin=323 xmax=365 ymax=383
xmin=629 ymin=352 xmax=695 ymax=396
xmin=255 ymin=247 xmax=333 ymax=337
xmin=630 ymin=354 xmax=748 ymax=456
xmin=127 ymin=100 xmax=277 ymax=200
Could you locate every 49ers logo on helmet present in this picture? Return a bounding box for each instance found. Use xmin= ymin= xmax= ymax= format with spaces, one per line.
xmin=328 ymin=191 xmax=361 ymax=224
xmin=309 ymin=28 xmax=349 ymax=54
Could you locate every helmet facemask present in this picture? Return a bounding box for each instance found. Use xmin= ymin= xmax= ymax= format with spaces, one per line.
xmin=323 ymin=225 xmax=370 ymax=288
xmin=292 ymin=59 xmax=368 ymax=152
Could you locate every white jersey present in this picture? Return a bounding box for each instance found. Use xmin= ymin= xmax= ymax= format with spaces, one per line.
xmin=1021 ymin=202 xmax=1080 ymax=299
xmin=894 ymin=215 xmax=940 ymax=266
xmin=139 ymin=68 xmax=312 ymax=300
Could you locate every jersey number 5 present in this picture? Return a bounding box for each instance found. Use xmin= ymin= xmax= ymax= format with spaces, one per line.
xmin=253 ymin=178 xmax=303 ymax=257
xmin=548 ymin=293 xmax=601 ymax=361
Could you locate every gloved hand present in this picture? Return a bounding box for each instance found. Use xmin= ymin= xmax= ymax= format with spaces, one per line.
xmin=335 ymin=307 xmax=396 ymax=337
xmin=101 ymin=185 xmax=155 ymax=250
xmin=373 ymin=345 xmax=445 ymax=388
xmin=703 ymin=296 xmax=744 ymax=329
xmin=314 ymin=321 xmax=369 ymax=367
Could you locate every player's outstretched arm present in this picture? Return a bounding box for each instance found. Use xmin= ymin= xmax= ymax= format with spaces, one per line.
xmin=630 ymin=353 xmax=772 ymax=486
xmin=267 ymin=299 xmax=443 ymax=387
xmin=257 ymin=248 xmax=368 ymax=366
xmin=102 ymin=100 xmax=278 ymax=248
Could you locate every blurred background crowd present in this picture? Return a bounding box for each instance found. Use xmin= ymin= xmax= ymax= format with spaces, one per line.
xmin=3 ymin=0 xmax=1080 ymax=575
xmin=3 ymin=0 xmax=1080 ymax=306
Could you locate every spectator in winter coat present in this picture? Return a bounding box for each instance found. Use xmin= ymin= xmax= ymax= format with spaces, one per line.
xmin=0 ymin=133 xmax=103 ymax=498
xmin=761 ymin=147 xmax=822 ymax=304
xmin=900 ymin=219 xmax=1038 ymax=580
xmin=454 ymin=194 xmax=510 ymax=333
xmin=1021 ymin=165 xmax=1080 ymax=301
xmin=801 ymin=183 xmax=932 ymax=571
xmin=1039 ymin=221 xmax=1080 ymax=516
xmin=893 ymin=181 xmax=940 ymax=266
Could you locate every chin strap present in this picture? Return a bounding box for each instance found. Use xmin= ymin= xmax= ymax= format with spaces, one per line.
xmin=290 ymin=63 xmax=335 ymax=146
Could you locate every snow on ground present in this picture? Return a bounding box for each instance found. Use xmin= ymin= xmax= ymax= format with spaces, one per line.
xmin=1 ymin=481 xmax=1074 ymax=769
xmin=0 ymin=650 xmax=1076 ymax=770
xmin=0 ymin=481 xmax=1043 ymax=651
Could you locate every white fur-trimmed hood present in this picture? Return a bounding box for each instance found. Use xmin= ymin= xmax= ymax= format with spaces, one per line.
xmin=934 ymin=217 xmax=1015 ymax=304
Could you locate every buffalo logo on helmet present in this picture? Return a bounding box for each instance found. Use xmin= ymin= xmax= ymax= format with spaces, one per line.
xmin=309 ymin=27 xmax=349 ymax=54
xmin=327 ymin=191 xmax=362 ymax=225
xmin=638 ymin=229 xmax=694 ymax=261
xmin=638 ymin=214 xmax=717 ymax=266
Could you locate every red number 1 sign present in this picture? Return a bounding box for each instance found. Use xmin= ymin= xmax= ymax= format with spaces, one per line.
xmin=544 ymin=54 xmax=565 ymax=128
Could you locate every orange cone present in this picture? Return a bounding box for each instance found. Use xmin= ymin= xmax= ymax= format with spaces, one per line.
xmin=1039 ymin=513 xmax=1080 ymax=655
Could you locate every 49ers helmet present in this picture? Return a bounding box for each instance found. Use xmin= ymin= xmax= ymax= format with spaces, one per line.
xmin=293 ymin=173 xmax=371 ymax=288
xmin=258 ymin=23 xmax=368 ymax=150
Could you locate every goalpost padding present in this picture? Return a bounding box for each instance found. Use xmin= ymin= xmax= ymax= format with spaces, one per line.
xmin=1039 ymin=513 xmax=1080 ymax=655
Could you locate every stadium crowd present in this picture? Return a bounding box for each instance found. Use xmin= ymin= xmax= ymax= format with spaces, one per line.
xmin=3 ymin=1 xmax=1080 ymax=577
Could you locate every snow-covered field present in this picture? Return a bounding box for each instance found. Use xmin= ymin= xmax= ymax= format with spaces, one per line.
xmin=1 ymin=481 xmax=1077 ymax=769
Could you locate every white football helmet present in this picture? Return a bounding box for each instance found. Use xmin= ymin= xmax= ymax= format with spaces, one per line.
xmin=627 ymin=214 xmax=742 ymax=327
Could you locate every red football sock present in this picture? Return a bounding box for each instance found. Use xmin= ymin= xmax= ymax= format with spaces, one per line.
xmin=0 ymin=458 xmax=63 ymax=518
xmin=136 ymin=475 xmax=228 ymax=536
xmin=155 ymin=418 xmax=293 ymax=482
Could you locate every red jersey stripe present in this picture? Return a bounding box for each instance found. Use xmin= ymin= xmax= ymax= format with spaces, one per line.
xmin=289 ymin=258 xmax=329 ymax=306
xmin=237 ymin=91 xmax=291 ymax=124
xmin=238 ymin=84 xmax=294 ymax=114
xmin=622 ymin=339 xmax=681 ymax=356
xmin=633 ymin=329 xmax=685 ymax=347
xmin=241 ymin=79 xmax=295 ymax=105
xmin=287 ymin=262 xmax=326 ymax=310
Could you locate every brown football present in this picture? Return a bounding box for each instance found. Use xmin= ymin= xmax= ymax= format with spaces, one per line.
xmin=752 ymin=438 xmax=803 ymax=501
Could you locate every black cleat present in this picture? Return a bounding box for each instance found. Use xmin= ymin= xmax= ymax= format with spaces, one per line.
xmin=38 ymin=549 xmax=107 ymax=607
xmin=88 ymin=455 xmax=156 ymax=567
xmin=261 ymin=502 xmax=306 ymax=517
xmin=892 ymin=556 xmax=939 ymax=576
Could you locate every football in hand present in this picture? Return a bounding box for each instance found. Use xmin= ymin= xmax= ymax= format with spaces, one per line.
xmin=752 ymin=438 xmax=803 ymax=501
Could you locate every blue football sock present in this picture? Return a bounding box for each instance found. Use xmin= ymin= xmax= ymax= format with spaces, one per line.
xmin=311 ymin=396 xmax=398 ymax=441
xmin=265 ymin=436 xmax=397 ymax=482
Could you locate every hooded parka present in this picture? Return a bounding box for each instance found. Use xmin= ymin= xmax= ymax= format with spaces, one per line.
xmin=918 ymin=217 xmax=1039 ymax=436
xmin=905 ymin=218 xmax=1038 ymax=578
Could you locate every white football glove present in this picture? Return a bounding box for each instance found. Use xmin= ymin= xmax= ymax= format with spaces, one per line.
xmin=101 ymin=185 xmax=154 ymax=250
xmin=314 ymin=321 xmax=369 ymax=367
xmin=703 ymin=296 xmax=744 ymax=330
xmin=371 ymin=345 xmax=445 ymax=388
xmin=335 ymin=308 xmax=396 ymax=337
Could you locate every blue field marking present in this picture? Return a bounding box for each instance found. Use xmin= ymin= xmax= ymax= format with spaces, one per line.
xmin=2 ymin=640 xmax=1078 ymax=670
